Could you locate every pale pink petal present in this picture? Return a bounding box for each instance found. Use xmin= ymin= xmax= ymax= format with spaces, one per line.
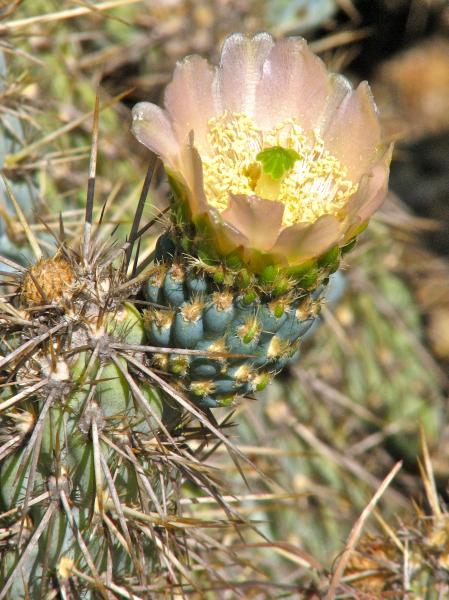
xmin=345 ymin=145 xmax=393 ymax=225
xmin=164 ymin=55 xmax=217 ymax=147
xmin=132 ymin=102 xmax=179 ymax=164
xmin=216 ymin=33 xmax=274 ymax=116
xmin=322 ymin=81 xmax=382 ymax=181
xmin=255 ymin=38 xmax=330 ymax=131
xmin=221 ymin=194 xmax=284 ymax=252
xmin=272 ymin=214 xmax=342 ymax=264
xmin=177 ymin=140 xmax=209 ymax=216
xmin=316 ymin=73 xmax=352 ymax=132
xmin=210 ymin=209 xmax=250 ymax=255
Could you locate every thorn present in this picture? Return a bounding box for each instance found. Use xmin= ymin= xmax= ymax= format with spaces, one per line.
xmin=0 ymin=321 xmax=67 ymax=370
xmin=98 ymin=197 xmax=108 ymax=227
xmin=136 ymin=205 xmax=170 ymax=244
xmin=91 ymin=411 xmax=104 ymax=516
xmin=83 ymin=94 xmax=100 ymax=263
xmin=419 ymin=424 xmax=441 ymax=517
xmin=0 ymin=256 xmax=26 ymax=273
xmin=98 ymin=450 xmax=136 ymax=562
xmin=1 ymin=175 xmax=43 ymax=261
xmin=0 ymin=503 xmax=56 ymax=600
xmin=131 ymin=237 xmax=141 ymax=278
xmin=16 ymin=391 xmax=55 ymax=547
xmin=26 ymin=270 xmax=50 ymax=305
xmin=125 ymin=157 xmax=157 ymax=270
xmin=58 ymin=212 xmax=65 ymax=241
xmin=0 ymin=379 xmax=48 ymax=413
xmin=59 ymin=489 xmax=110 ymax=599
xmin=37 ymin=213 xmax=67 ymax=251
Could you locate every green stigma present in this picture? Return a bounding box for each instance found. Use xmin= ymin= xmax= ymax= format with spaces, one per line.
xmin=256 ymin=146 xmax=301 ymax=180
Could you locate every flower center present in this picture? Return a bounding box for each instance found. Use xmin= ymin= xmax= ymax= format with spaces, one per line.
xmin=200 ymin=111 xmax=358 ymax=227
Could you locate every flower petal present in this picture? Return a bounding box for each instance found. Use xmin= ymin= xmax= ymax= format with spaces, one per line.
xmin=317 ymin=73 xmax=352 ymax=132
xmin=346 ymin=145 xmax=393 ymax=224
xmin=322 ymin=81 xmax=383 ymax=181
xmin=255 ymin=37 xmax=330 ymax=131
xmin=164 ymin=55 xmax=217 ymax=147
xmin=217 ymin=32 xmax=274 ymax=115
xmin=273 ymin=214 xmax=342 ymax=264
xmin=211 ymin=210 xmax=250 ymax=255
xmin=220 ymin=194 xmax=285 ymax=252
xmin=177 ymin=140 xmax=209 ymax=216
xmin=132 ymin=102 xmax=179 ymax=163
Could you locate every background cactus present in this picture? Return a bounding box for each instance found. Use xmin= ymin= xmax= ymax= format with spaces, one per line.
xmin=0 ymin=51 xmax=41 ymax=269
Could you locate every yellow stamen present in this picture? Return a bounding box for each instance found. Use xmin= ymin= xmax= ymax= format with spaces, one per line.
xmin=200 ymin=112 xmax=358 ymax=226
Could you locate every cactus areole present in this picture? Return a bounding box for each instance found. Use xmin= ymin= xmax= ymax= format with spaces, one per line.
xmin=133 ymin=32 xmax=391 ymax=407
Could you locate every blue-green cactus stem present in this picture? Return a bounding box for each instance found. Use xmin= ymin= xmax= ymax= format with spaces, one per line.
xmin=144 ymin=265 xmax=167 ymax=304
xmin=203 ymin=291 xmax=235 ymax=334
xmin=190 ymin=338 xmax=227 ymax=379
xmin=140 ymin=242 xmax=330 ymax=407
xmin=145 ymin=309 xmax=174 ymax=346
xmin=211 ymin=378 xmax=238 ymax=396
xmin=276 ymin=307 xmax=315 ymax=343
xmin=185 ymin=271 xmax=208 ymax=295
xmin=173 ymin=300 xmax=204 ymax=348
xmin=162 ymin=264 xmax=186 ymax=307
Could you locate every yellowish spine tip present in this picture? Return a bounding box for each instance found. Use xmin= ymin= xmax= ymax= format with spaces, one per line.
xmin=57 ymin=556 xmax=75 ymax=580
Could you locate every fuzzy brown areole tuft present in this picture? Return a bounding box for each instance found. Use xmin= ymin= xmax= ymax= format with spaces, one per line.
xmin=21 ymin=257 xmax=75 ymax=306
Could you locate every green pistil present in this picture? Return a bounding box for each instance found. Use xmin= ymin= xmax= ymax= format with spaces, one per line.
xmin=256 ymin=146 xmax=300 ymax=180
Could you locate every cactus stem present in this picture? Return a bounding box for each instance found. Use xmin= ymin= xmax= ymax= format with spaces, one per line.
xmin=59 ymin=489 xmax=106 ymax=592
xmin=111 ymin=354 xmax=173 ymax=439
xmin=0 ymin=502 xmax=56 ymax=600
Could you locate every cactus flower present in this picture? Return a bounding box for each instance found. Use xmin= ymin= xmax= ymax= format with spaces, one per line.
xmin=132 ymin=33 xmax=391 ymax=271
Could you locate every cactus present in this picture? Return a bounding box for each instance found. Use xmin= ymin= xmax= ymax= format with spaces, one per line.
xmin=0 ymin=92 xmax=256 ymax=598
xmin=0 ymin=34 xmax=295 ymax=598
xmin=0 ymin=223 xmax=162 ymax=597
xmin=0 ymin=23 xmax=396 ymax=598
xmin=0 ymin=188 xmax=269 ymax=597
xmin=132 ymin=33 xmax=391 ymax=411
